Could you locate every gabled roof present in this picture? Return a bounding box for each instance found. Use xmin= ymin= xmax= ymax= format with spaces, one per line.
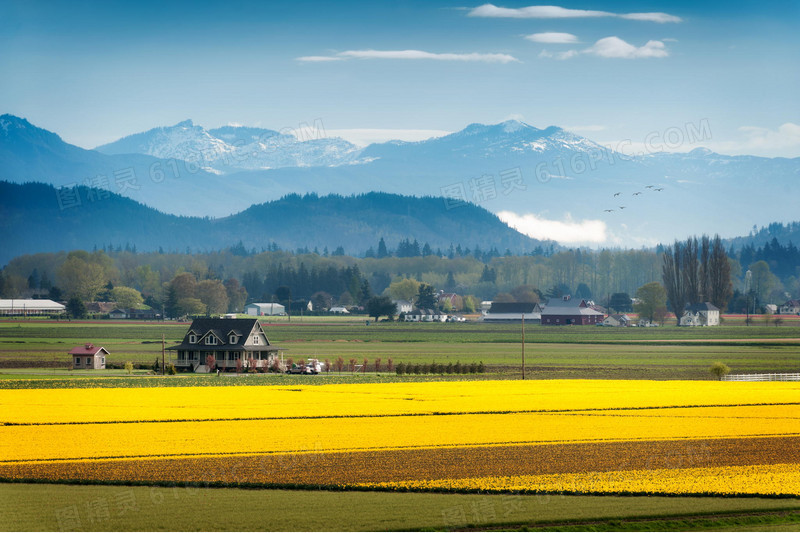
xmin=783 ymin=299 xmax=800 ymax=307
xmin=686 ymin=302 xmax=720 ymax=312
xmin=487 ymin=302 xmax=540 ymax=314
xmin=169 ymin=318 xmax=281 ymax=351
xmin=542 ymin=296 xmax=603 ymax=316
xmin=69 ymin=343 xmax=108 ymax=356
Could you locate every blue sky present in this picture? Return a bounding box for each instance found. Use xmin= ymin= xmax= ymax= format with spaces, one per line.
xmin=2 ymin=0 xmax=799 ymax=156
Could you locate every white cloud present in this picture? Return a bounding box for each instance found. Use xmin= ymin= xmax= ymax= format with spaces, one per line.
xmin=598 ymin=123 xmax=800 ymax=158
xmin=296 ymin=55 xmax=344 ymax=62
xmin=468 ymin=4 xmax=681 ymax=23
xmin=538 ymin=37 xmax=669 ymax=60
xmin=326 ymin=128 xmax=451 ymax=146
xmin=498 ymin=211 xmax=608 ymax=244
xmin=524 ymin=32 xmax=579 ymax=44
xmin=703 ymin=123 xmax=800 ymax=157
xmin=620 ymin=12 xmax=682 ymax=23
xmin=299 ymin=49 xmax=519 ymax=64
xmin=338 ymin=49 xmax=519 ymax=63
xmin=584 ymin=36 xmax=668 ymax=58
xmin=538 ymin=49 xmax=578 ymax=60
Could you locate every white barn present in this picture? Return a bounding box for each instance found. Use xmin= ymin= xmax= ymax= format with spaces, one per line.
xmin=482 ymin=302 xmax=542 ymax=323
xmin=244 ymin=302 xmax=286 ymax=316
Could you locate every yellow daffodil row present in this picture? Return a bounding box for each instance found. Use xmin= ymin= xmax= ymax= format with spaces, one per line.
xmin=356 ymin=463 xmax=800 ymax=497
xmin=3 ymin=405 xmax=800 ymax=462
xmin=2 ymin=379 xmax=799 ymax=425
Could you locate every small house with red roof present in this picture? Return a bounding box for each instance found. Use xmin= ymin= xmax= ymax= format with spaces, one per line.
xmin=69 ymin=343 xmax=108 ymax=370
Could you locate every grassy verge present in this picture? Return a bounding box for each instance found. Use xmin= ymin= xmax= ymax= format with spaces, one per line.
xmin=2 ymin=483 xmax=799 ymax=532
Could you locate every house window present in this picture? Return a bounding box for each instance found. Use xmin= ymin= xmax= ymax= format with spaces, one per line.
xmin=102 ymin=357 xmax=105 ymax=365
xmin=229 ymin=335 xmax=237 ymax=344
xmin=233 ymin=351 xmax=240 ymax=360
xmin=206 ymin=335 xmax=217 ymax=345
xmin=86 ymin=357 xmax=92 ymax=366
xmin=178 ymin=351 xmax=185 ymax=361
xmin=253 ymin=336 xmax=259 ymax=345
xmin=189 ymin=334 xmax=197 ymax=344
xmin=74 ymin=358 xmax=81 ymax=366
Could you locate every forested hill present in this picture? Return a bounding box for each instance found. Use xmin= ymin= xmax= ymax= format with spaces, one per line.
xmin=0 ymin=181 xmax=548 ymax=263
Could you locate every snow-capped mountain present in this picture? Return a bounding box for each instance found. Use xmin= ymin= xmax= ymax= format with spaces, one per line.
xmin=3 ymin=113 xmax=799 ymax=248
xmin=96 ymin=120 xmax=363 ymax=173
xmin=360 ymin=120 xmax=605 ymax=163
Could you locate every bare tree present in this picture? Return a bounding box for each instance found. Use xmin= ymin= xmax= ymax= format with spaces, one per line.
xmin=708 ymin=235 xmax=733 ymax=311
xmin=700 ymin=235 xmax=711 ymax=301
xmin=682 ymin=237 xmax=700 ymax=306
xmin=662 ymin=241 xmax=687 ymax=326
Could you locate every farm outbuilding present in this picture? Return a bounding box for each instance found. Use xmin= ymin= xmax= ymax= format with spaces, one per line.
xmin=541 ymin=295 xmax=604 ymax=326
xmin=482 ymin=302 xmax=542 ymax=323
xmin=0 ymin=299 xmax=65 ymax=316
xmin=69 ymin=343 xmax=108 ymax=369
xmin=244 ymin=302 xmax=285 ymax=316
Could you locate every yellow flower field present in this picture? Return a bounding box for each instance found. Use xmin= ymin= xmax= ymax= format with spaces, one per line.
xmin=2 ymin=405 xmax=800 ymax=462
xmin=2 ymin=379 xmax=799 ymax=497
xmin=356 ymin=463 xmax=800 ymax=497
xmin=1 ymin=379 xmax=798 ymax=425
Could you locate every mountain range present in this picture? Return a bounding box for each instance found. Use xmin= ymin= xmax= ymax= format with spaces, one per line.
xmin=0 ymin=181 xmax=547 ymax=264
xmin=1 ymin=113 xmax=799 ymax=249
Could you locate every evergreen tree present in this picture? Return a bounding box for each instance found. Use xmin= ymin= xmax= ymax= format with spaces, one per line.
xmin=377 ymin=238 xmax=389 ymax=258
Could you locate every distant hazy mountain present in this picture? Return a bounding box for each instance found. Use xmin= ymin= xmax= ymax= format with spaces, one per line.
xmin=0 ymin=181 xmax=547 ymax=264
xmin=0 ymin=114 xmax=250 ymax=217
xmin=4 ymin=114 xmax=799 ymax=247
xmin=95 ymin=119 xmax=363 ymax=172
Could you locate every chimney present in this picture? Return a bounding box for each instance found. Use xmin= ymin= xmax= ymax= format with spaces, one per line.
xmin=85 ymin=343 xmax=94 ymax=350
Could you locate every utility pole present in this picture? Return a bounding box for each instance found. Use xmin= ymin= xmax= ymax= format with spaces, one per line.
xmin=521 ymin=312 xmax=525 ymax=380
xmin=161 ymin=333 xmax=166 ymax=376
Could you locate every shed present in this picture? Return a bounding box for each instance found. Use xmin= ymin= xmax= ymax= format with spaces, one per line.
xmin=69 ymin=343 xmax=108 ymax=369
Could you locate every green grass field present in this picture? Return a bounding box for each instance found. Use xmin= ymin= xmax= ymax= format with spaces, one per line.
xmin=3 ymin=484 xmax=799 ymax=532
xmin=2 ymin=317 xmax=800 ymax=531
xmin=1 ymin=319 xmax=798 ymax=381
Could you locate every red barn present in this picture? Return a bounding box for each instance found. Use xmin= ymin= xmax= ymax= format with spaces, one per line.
xmin=69 ymin=343 xmax=108 ymax=369
xmin=541 ymin=295 xmax=605 ymax=325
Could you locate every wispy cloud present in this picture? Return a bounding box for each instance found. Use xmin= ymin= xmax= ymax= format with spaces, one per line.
xmin=468 ymin=4 xmax=681 ymax=23
xmin=538 ymin=49 xmax=579 ymax=60
xmin=498 ymin=211 xmax=608 ymax=244
xmin=326 ymin=128 xmax=452 ymax=146
xmin=296 ymin=55 xmax=344 ymax=62
xmin=539 ymin=36 xmax=669 ymax=60
xmin=525 ymin=32 xmax=579 ymax=44
xmin=298 ymin=49 xmax=519 ymax=64
xmin=585 ymin=36 xmax=668 ymax=58
xmin=702 ymin=123 xmax=800 ymax=157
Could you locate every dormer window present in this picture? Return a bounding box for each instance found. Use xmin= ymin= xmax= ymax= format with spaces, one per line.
xmin=189 ymin=334 xmax=197 ymax=344
xmin=229 ymin=335 xmax=237 ymax=344
xmin=205 ymin=335 xmax=218 ymax=345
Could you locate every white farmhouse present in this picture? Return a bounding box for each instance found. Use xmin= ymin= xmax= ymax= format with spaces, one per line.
xmin=680 ymin=302 xmax=720 ymax=326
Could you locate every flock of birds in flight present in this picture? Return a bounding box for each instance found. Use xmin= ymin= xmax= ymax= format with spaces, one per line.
xmin=604 ymin=185 xmax=664 ymax=212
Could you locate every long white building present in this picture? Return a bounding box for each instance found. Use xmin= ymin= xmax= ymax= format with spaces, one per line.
xmin=0 ymin=299 xmax=65 ymax=315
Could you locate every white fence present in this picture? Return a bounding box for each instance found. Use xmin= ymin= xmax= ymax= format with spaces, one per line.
xmin=722 ymin=373 xmax=800 ymax=382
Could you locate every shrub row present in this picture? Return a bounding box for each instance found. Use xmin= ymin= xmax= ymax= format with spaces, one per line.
xmin=396 ymin=361 xmax=484 ymax=375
